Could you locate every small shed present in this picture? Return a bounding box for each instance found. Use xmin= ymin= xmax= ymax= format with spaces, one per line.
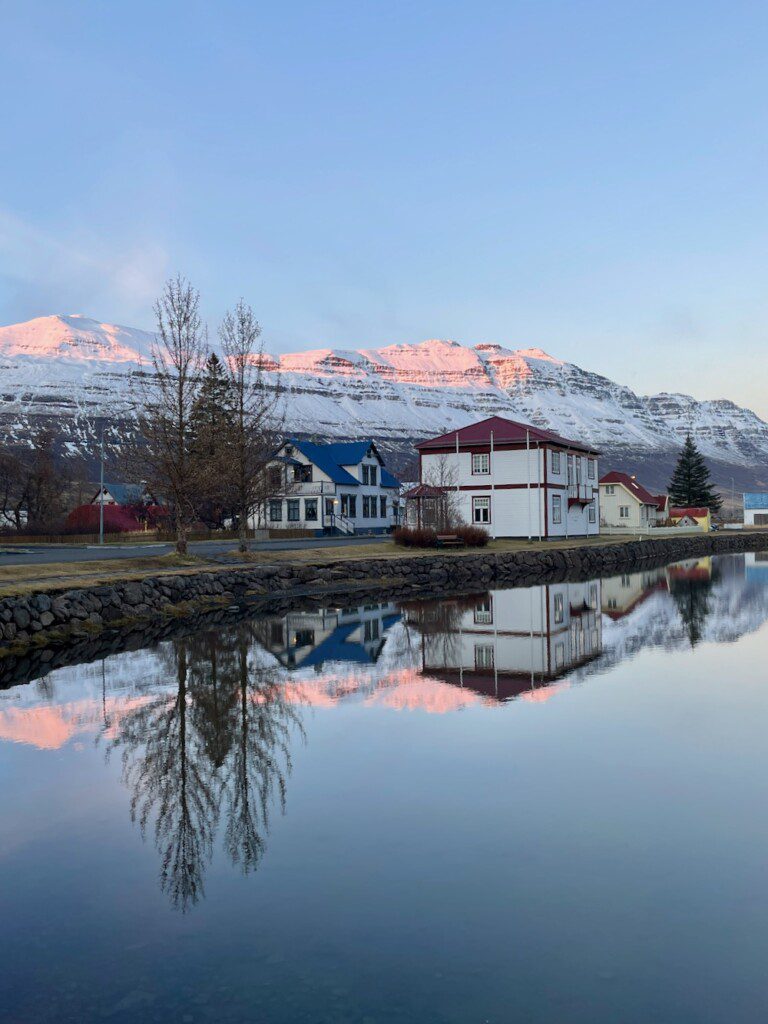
xmin=670 ymin=507 xmax=711 ymax=532
xmin=402 ymin=484 xmax=449 ymax=529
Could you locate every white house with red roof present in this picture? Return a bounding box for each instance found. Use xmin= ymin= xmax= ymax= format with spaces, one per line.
xmin=414 ymin=415 xmax=600 ymax=538
xmin=598 ymin=471 xmax=668 ymax=529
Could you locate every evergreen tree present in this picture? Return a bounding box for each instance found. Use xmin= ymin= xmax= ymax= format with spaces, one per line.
xmin=668 ymin=434 xmax=722 ymax=512
xmin=189 ymin=353 xmax=236 ymax=527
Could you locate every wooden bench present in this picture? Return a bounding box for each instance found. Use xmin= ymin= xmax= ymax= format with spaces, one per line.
xmin=436 ymin=534 xmax=465 ymax=548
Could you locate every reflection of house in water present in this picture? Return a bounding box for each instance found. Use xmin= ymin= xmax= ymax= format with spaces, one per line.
xmin=601 ymin=568 xmax=669 ymax=620
xmin=254 ymin=603 xmax=400 ymax=670
xmin=409 ymin=580 xmax=603 ymax=702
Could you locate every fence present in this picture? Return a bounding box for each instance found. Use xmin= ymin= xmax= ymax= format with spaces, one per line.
xmin=598 ymin=525 xmax=706 ymax=537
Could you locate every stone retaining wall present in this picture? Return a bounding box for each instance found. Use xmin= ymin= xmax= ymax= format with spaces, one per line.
xmin=2 ymin=531 xmax=767 ymax=655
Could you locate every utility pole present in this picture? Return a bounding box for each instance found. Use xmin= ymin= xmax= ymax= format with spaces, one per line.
xmin=99 ymin=427 xmax=105 ymax=546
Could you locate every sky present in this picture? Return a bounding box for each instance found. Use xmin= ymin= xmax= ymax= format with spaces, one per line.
xmin=1 ymin=0 xmax=767 ymax=415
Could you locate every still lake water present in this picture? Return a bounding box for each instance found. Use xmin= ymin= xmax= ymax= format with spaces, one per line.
xmin=2 ymin=553 xmax=768 ymax=1023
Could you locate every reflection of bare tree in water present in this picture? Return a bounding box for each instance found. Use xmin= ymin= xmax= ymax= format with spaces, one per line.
xmin=223 ymin=631 xmax=299 ymax=874
xmin=105 ymin=624 xmax=303 ymax=911
xmin=400 ymin=594 xmax=486 ymax=672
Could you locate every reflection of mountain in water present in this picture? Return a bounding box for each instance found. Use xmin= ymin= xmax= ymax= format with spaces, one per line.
xmin=591 ymin=553 xmax=768 ymax=676
xmin=2 ymin=555 xmax=768 ymax=908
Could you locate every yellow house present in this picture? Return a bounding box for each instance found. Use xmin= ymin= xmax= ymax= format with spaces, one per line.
xmin=669 ymin=506 xmax=711 ymax=532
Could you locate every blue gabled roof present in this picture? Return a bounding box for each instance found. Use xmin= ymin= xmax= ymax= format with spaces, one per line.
xmin=744 ymin=492 xmax=768 ymax=510
xmin=97 ymin=482 xmax=147 ymax=505
xmin=286 ymin=439 xmax=400 ymax=488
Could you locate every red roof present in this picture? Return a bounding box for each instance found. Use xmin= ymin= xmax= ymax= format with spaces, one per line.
xmin=415 ymin=415 xmax=598 ymax=454
xmin=402 ymin=484 xmax=447 ymax=498
xmin=670 ymin=507 xmax=709 ymax=518
xmin=599 ymin=470 xmax=663 ymax=507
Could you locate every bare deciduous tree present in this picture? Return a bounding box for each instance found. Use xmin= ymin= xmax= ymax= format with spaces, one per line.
xmin=219 ymin=300 xmax=283 ymax=552
xmin=135 ymin=276 xmax=207 ymax=554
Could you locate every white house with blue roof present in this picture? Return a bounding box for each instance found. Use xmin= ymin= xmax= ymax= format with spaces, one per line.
xmin=256 ymin=439 xmax=402 ymax=535
xmin=744 ymin=492 xmax=768 ymax=527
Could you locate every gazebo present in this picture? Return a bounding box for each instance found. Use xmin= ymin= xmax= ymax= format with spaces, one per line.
xmin=402 ymin=484 xmax=449 ymax=529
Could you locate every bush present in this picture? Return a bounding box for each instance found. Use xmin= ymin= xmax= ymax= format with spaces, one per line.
xmin=393 ymin=526 xmax=438 ymax=548
xmin=454 ymin=525 xmax=490 ymax=547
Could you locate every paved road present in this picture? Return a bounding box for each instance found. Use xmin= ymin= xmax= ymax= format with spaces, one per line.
xmin=0 ymin=534 xmax=390 ymax=567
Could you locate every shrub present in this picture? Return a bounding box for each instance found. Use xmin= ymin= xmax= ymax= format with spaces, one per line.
xmin=393 ymin=526 xmax=438 ymax=548
xmin=454 ymin=525 xmax=490 ymax=547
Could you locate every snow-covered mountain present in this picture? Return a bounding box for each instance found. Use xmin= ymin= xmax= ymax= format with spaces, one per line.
xmin=1 ymin=314 xmax=766 ymax=488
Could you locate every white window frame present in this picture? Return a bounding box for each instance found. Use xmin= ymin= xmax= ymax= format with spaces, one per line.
xmin=286 ymin=499 xmax=300 ymax=522
xmin=619 ymin=505 xmax=630 ymax=519
xmin=304 ymin=498 xmax=318 ymax=522
xmin=588 ymin=459 xmax=596 ymax=480
xmin=269 ymin=500 xmax=283 ymax=522
xmin=472 ymin=496 xmax=491 ymax=524
xmin=551 ymin=450 xmax=561 ymax=474
xmin=472 ymin=452 xmax=490 ymax=475
xmin=588 ymin=501 xmax=596 ymax=523
xmin=552 ymin=493 xmax=562 ymax=525
xmin=474 ymin=644 xmax=495 ymax=669
xmin=554 ymin=593 xmax=564 ymax=624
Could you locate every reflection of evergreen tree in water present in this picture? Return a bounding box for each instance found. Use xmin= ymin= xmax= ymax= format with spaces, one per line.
xmin=669 ymin=565 xmax=720 ymax=647
xmin=105 ymin=624 xmax=303 ymax=911
xmin=188 ymin=632 xmax=240 ymax=769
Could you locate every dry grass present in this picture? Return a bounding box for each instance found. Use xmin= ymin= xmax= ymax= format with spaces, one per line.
xmin=0 ymin=530 xmax=727 ymax=599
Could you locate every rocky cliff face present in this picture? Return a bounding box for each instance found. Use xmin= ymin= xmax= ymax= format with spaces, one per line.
xmin=1 ymin=315 xmax=766 ymax=489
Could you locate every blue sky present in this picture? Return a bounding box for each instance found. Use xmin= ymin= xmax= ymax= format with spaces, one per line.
xmin=1 ymin=1 xmax=767 ymax=415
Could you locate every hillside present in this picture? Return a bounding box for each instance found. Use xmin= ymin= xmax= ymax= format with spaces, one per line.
xmin=0 ymin=315 xmax=766 ymax=491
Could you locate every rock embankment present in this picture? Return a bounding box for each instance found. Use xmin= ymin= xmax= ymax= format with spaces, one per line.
xmin=1 ymin=531 xmax=767 ymax=653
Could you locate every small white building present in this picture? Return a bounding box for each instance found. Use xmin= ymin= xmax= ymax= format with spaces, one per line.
xmin=599 ymin=471 xmax=667 ymax=529
xmin=415 ymin=415 xmax=599 ymax=538
xmin=744 ymin=493 xmax=768 ymax=527
xmin=255 ymin=439 xmax=401 ymax=535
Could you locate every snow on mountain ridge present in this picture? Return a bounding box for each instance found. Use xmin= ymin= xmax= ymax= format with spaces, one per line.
xmin=0 ymin=314 xmax=766 ymax=477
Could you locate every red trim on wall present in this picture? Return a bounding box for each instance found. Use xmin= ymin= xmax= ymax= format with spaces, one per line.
xmin=543 ymin=444 xmax=549 ymax=538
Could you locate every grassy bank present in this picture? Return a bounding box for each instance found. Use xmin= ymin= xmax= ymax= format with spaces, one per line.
xmin=0 ymin=531 xmax=755 ymax=599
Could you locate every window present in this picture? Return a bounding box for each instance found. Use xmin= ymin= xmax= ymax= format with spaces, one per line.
xmin=293 ymin=629 xmax=315 ymax=648
xmin=474 ymin=644 xmax=495 ymax=669
xmin=304 ymin=498 xmax=318 ymax=521
xmin=605 ymin=485 xmax=615 ymax=495
xmin=474 ymin=597 xmax=493 ymax=625
xmin=588 ymin=501 xmax=596 ymax=523
xmin=472 ymin=453 xmax=490 ymax=475
xmin=293 ymin=464 xmax=312 ymax=483
xmin=269 ymin=500 xmax=282 ymax=522
xmin=341 ymin=494 xmax=350 ymax=516
xmin=325 ymin=498 xmax=334 ymax=518
xmin=472 ymin=496 xmax=490 ymax=524
xmin=380 ymin=496 xmax=387 ymax=518
xmin=552 ymin=494 xmax=562 ymax=524
xmin=287 ymin=499 xmax=300 ymax=522
xmin=364 ymin=619 xmax=380 ymax=642
xmin=606 ymin=598 xmax=618 ymax=610
xmin=551 ymin=451 xmax=561 ymax=474
xmin=270 ymin=623 xmax=284 ymax=646
xmin=555 ymin=642 xmax=565 ymax=669
xmin=619 ymin=505 xmax=630 ymax=519
xmin=348 ymin=495 xmax=357 ymax=518
xmin=589 ymin=584 xmax=598 ymax=609
xmin=268 ymin=467 xmax=282 ymax=490
xmin=362 ymin=496 xmax=371 ymax=518
xmin=554 ymin=593 xmax=564 ymax=624
xmin=369 ymin=465 xmax=377 ymax=486
xmin=587 ymin=459 xmax=596 ymax=480
xmin=361 ymin=465 xmax=369 ymax=485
